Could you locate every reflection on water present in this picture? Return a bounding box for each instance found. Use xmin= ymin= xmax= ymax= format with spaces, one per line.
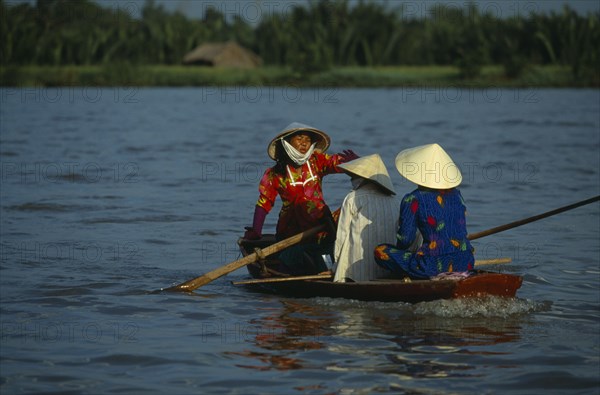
xmin=228 ymin=296 xmax=541 ymax=383
xmin=330 ymin=298 xmax=532 ymax=382
xmin=226 ymin=300 xmax=336 ymax=371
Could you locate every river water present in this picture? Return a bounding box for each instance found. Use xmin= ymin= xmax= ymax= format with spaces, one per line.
xmin=1 ymin=86 xmax=599 ymax=394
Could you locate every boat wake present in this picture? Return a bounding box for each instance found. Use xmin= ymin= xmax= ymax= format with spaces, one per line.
xmin=413 ymin=296 xmax=551 ymax=318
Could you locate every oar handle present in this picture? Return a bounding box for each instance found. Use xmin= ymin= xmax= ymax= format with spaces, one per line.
xmin=468 ymin=195 xmax=599 ymax=241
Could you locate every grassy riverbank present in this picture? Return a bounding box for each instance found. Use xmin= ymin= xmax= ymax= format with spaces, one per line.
xmin=1 ymin=64 xmax=595 ymax=88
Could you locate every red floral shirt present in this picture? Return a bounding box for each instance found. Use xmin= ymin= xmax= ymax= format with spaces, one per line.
xmin=256 ymin=152 xmax=343 ymax=239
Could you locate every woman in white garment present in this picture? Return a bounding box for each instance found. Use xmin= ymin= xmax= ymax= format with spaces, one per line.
xmin=332 ymin=154 xmax=401 ymax=282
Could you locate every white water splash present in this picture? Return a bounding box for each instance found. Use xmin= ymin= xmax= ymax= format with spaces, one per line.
xmin=413 ymin=296 xmax=550 ymax=318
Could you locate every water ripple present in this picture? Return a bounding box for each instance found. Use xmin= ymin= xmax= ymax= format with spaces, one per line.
xmin=81 ymin=214 xmax=191 ymax=224
xmin=8 ymin=202 xmax=95 ymax=212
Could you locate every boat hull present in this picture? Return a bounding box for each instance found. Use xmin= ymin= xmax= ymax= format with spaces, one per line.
xmin=237 ymin=237 xmax=522 ymax=303
xmin=239 ymin=273 xmax=522 ymax=303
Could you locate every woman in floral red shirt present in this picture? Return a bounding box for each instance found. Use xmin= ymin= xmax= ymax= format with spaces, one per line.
xmin=244 ymin=122 xmax=358 ymax=274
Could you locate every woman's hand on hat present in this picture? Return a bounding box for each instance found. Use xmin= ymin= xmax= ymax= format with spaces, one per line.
xmin=339 ymin=149 xmax=359 ymax=163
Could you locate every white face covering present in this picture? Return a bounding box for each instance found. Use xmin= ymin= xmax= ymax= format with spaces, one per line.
xmin=281 ymin=139 xmax=316 ymax=166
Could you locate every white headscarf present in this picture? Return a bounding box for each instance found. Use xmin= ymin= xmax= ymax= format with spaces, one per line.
xmin=281 ymin=139 xmax=316 ymax=166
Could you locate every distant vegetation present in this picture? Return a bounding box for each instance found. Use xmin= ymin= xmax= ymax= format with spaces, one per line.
xmin=1 ymin=0 xmax=598 ymax=86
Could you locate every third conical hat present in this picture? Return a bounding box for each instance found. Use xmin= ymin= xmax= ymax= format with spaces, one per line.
xmin=338 ymin=153 xmax=396 ymax=195
xmin=394 ymin=143 xmax=462 ymax=189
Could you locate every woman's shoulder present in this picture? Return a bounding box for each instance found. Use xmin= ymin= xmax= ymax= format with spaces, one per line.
xmin=433 ymin=187 xmax=467 ymax=206
xmin=309 ymin=151 xmax=333 ymax=162
xmin=399 ymin=189 xmax=420 ymax=204
xmin=440 ymin=187 xmax=464 ymax=199
xmin=404 ymin=188 xmax=449 ymax=203
xmin=259 ymin=164 xmax=286 ymax=182
xmin=402 ymin=188 xmax=420 ymax=198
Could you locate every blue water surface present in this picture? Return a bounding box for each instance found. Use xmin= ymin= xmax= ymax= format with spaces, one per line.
xmin=1 ymin=86 xmax=599 ymax=394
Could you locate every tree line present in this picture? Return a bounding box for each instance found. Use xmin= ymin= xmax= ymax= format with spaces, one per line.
xmin=1 ymin=0 xmax=598 ymax=80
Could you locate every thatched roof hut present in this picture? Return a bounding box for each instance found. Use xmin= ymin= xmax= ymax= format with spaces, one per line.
xmin=183 ymin=41 xmax=262 ymax=68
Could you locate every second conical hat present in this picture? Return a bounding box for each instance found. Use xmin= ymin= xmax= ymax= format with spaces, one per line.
xmin=338 ymin=153 xmax=396 ymax=195
xmin=394 ymin=143 xmax=462 ymax=189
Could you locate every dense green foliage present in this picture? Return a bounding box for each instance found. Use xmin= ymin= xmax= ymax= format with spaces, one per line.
xmin=1 ymin=0 xmax=598 ymax=83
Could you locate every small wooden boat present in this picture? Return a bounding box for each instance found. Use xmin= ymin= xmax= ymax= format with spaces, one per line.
xmin=236 ymin=236 xmax=523 ymax=303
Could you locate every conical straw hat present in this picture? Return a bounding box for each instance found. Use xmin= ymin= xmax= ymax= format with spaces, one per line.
xmin=267 ymin=122 xmax=331 ymax=160
xmin=394 ymin=143 xmax=462 ymax=189
xmin=338 ymin=153 xmax=396 ymax=195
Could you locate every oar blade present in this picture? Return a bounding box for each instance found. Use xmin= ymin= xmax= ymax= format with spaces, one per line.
xmin=164 ymin=253 xmax=258 ymax=292
xmin=161 ymin=223 xmax=327 ymax=293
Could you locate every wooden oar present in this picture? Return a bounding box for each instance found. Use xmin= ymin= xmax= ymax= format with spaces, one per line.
xmin=468 ymin=195 xmax=599 ymax=241
xmin=231 ymin=258 xmax=512 ymax=286
xmin=474 ymin=257 xmax=512 ymax=265
xmin=232 ymin=274 xmax=333 ymax=285
xmin=162 ymin=224 xmax=326 ymax=292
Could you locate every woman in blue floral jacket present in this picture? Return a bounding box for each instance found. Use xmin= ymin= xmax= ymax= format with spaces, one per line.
xmin=374 ymin=143 xmax=474 ymax=279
